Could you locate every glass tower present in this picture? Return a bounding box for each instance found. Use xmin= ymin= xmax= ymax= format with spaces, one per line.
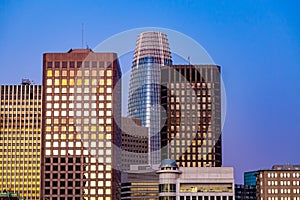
xmin=0 ymin=81 xmax=42 ymax=200
xmin=128 ymin=32 xmax=172 ymax=165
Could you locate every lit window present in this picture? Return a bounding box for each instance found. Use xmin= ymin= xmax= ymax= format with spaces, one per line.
xmin=47 ymin=70 xmax=52 ymax=77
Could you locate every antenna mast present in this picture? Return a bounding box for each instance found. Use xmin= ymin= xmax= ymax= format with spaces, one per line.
xmin=81 ymin=23 xmax=84 ymax=48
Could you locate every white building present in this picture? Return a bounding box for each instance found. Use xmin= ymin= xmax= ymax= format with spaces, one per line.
xmin=157 ymin=159 xmax=235 ymax=200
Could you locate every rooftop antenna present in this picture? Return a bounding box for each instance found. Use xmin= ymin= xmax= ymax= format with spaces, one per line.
xmin=81 ymin=23 xmax=84 ymax=48
xmin=188 ymin=56 xmax=191 ymax=64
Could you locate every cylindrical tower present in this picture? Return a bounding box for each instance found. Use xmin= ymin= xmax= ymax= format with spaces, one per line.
xmin=156 ymin=159 xmax=181 ymax=200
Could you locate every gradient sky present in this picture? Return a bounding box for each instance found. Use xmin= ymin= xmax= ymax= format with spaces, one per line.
xmin=1 ymin=0 xmax=300 ymax=183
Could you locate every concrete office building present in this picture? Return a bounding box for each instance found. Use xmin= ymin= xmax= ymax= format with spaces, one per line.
xmin=40 ymin=49 xmax=122 ymax=200
xmin=157 ymin=159 xmax=234 ymax=200
xmin=0 ymin=80 xmax=42 ymax=200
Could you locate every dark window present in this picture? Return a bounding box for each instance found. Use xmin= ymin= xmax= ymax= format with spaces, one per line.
xmin=75 ymin=173 xmax=80 ymax=179
xmin=68 ymin=173 xmax=73 ymax=179
xmin=204 ymin=197 xmax=209 ymax=200
xmin=45 ymin=173 xmax=50 ymax=179
xmin=192 ymin=197 xmax=196 ymax=200
xmin=47 ymin=62 xmax=52 ymax=69
xmin=75 ymin=181 xmax=80 ymax=187
xmin=229 ymin=197 xmax=233 ymax=200
xmin=53 ymin=165 xmax=58 ymax=171
xmin=76 ymin=157 xmax=81 ymax=163
xmin=61 ymin=165 xmax=66 ymax=171
xmin=210 ymin=197 xmax=214 ymax=200
xmin=46 ymin=158 xmax=51 ymax=163
xmin=198 ymin=197 xmax=203 ymax=200
xmin=62 ymin=61 xmax=67 ymax=68
xmin=61 ymin=158 xmax=66 ymax=163
xmin=45 ymin=165 xmax=50 ymax=171
xmin=84 ymin=61 xmax=89 ymax=68
xmin=68 ymin=198 xmax=72 ymax=200
xmin=68 ymin=158 xmax=73 ymax=163
xmin=70 ymin=62 xmax=75 ymax=69
xmin=180 ymin=197 xmax=184 ymax=200
xmin=68 ymin=181 xmax=73 ymax=187
xmin=60 ymin=189 xmax=65 ymax=195
xmin=186 ymin=197 xmax=190 ymax=200
xmin=53 ymin=189 xmax=57 ymax=194
xmin=60 ymin=181 xmax=65 ymax=187
xmin=75 ymin=165 xmax=80 ymax=171
xmin=45 ymin=181 xmax=50 ymax=187
xmin=45 ymin=189 xmax=50 ymax=195
xmin=60 ymin=173 xmax=65 ymax=179
xmin=55 ymin=62 xmax=60 ymax=68
xmin=53 ymin=173 xmax=58 ymax=179
xmin=53 ymin=158 xmax=58 ymax=163
xmin=92 ymin=61 xmax=97 ymax=68
xmin=77 ymin=62 xmax=82 ymax=68
xmin=68 ymin=165 xmax=73 ymax=171
xmin=75 ymin=189 xmax=80 ymax=195
xmin=60 ymin=198 xmax=65 ymax=200
xmin=68 ymin=189 xmax=73 ymax=195
xmin=53 ymin=181 xmax=58 ymax=187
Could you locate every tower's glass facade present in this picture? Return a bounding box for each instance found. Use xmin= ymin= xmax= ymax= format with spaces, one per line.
xmin=128 ymin=32 xmax=172 ymax=165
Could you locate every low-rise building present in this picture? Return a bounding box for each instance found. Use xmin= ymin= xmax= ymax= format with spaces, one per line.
xmin=157 ymin=159 xmax=235 ymax=200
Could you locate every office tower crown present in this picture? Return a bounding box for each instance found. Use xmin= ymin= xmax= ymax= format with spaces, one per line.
xmin=133 ymin=31 xmax=172 ymax=66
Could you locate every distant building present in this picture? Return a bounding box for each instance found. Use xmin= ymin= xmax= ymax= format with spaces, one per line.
xmin=256 ymin=164 xmax=300 ymax=200
xmin=160 ymin=65 xmax=222 ymax=167
xmin=244 ymin=171 xmax=259 ymax=186
xmin=0 ymin=81 xmax=42 ymax=200
xmin=235 ymin=184 xmax=256 ymax=200
xmin=157 ymin=159 xmax=235 ymax=200
xmin=121 ymin=117 xmax=148 ymax=171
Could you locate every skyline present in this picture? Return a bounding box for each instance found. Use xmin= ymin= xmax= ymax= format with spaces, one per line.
xmin=1 ymin=0 xmax=300 ymax=183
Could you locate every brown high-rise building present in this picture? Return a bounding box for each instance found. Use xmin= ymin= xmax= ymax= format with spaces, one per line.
xmin=256 ymin=165 xmax=300 ymax=200
xmin=161 ymin=65 xmax=222 ymax=167
xmin=0 ymin=80 xmax=42 ymax=200
xmin=41 ymin=49 xmax=122 ymax=200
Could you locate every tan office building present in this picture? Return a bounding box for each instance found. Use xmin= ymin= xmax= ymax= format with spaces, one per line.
xmin=0 ymin=80 xmax=42 ymax=200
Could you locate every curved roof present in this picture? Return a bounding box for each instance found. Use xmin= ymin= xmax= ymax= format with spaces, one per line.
xmin=160 ymin=159 xmax=179 ymax=169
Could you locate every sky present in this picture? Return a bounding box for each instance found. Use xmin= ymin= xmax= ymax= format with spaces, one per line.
xmin=1 ymin=0 xmax=300 ymax=183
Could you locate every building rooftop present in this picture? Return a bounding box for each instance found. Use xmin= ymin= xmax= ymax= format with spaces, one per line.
xmin=159 ymin=159 xmax=179 ymax=169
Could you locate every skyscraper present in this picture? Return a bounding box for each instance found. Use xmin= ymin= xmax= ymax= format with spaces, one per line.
xmin=128 ymin=32 xmax=172 ymax=165
xmin=41 ymin=49 xmax=122 ymax=200
xmin=160 ymin=65 xmax=222 ymax=167
xmin=0 ymin=80 xmax=42 ymax=200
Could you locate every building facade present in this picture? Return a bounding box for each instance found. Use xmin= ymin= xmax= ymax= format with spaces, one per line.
xmin=0 ymin=81 xmax=42 ymax=200
xmin=160 ymin=65 xmax=222 ymax=167
xmin=41 ymin=49 xmax=122 ymax=200
xmin=121 ymin=166 xmax=159 ymax=200
xmin=256 ymin=165 xmax=300 ymax=200
xmin=128 ymin=31 xmax=172 ymax=165
xmin=244 ymin=171 xmax=259 ymax=186
xmin=121 ymin=117 xmax=148 ymax=171
xmin=157 ymin=159 xmax=234 ymax=200
xmin=235 ymin=184 xmax=256 ymax=200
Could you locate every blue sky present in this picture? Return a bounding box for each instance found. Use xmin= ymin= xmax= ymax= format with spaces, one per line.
xmin=1 ymin=0 xmax=300 ymax=183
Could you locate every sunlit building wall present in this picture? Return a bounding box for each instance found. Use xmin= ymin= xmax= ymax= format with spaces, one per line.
xmin=0 ymin=80 xmax=42 ymax=200
xmin=160 ymin=65 xmax=222 ymax=167
xmin=41 ymin=49 xmax=122 ymax=200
